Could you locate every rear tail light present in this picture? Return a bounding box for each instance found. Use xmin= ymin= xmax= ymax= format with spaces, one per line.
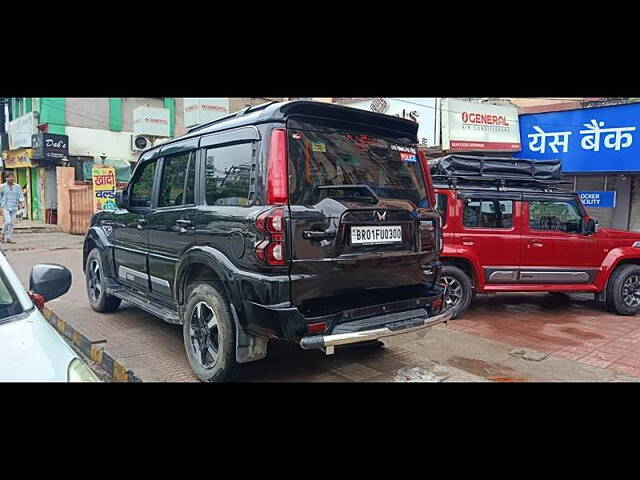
xmin=256 ymin=208 xmax=286 ymax=266
xmin=307 ymin=322 xmax=327 ymax=334
xmin=266 ymin=128 xmax=288 ymax=205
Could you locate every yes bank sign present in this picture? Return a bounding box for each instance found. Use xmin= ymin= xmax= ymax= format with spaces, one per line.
xmin=516 ymin=102 xmax=640 ymax=173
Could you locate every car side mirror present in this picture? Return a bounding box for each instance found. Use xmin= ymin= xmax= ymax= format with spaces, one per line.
xmin=583 ymin=218 xmax=597 ymax=235
xmin=115 ymin=189 xmax=128 ymax=210
xmin=29 ymin=264 xmax=72 ymax=302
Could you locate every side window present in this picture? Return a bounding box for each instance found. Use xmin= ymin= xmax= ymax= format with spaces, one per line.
xmin=435 ymin=193 xmax=448 ymax=226
xmin=205 ymin=143 xmax=252 ymax=206
xmin=158 ymin=152 xmax=190 ymax=208
xmin=130 ymin=160 xmax=157 ymax=209
xmin=463 ymin=199 xmax=513 ymax=229
xmin=529 ymin=200 xmax=583 ymax=233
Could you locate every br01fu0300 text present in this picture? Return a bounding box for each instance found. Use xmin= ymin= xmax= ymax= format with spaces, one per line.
xmin=351 ymin=226 xmax=403 ymax=245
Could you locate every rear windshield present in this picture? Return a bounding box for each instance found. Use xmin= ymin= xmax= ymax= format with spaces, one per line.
xmin=287 ymin=129 xmax=428 ymax=207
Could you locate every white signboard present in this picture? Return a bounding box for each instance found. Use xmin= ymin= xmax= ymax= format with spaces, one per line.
xmin=133 ymin=106 xmax=171 ymax=137
xmin=184 ymin=98 xmax=230 ymax=127
xmin=442 ymin=98 xmax=521 ymax=152
xmin=8 ymin=112 xmax=37 ymax=149
xmin=341 ymin=98 xmax=439 ymax=147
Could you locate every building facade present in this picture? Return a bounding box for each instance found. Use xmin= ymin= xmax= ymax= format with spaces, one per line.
xmin=1 ymin=97 xmax=286 ymax=226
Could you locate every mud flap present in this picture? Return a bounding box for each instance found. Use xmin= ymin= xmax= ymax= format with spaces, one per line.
xmin=230 ymin=303 xmax=268 ymax=363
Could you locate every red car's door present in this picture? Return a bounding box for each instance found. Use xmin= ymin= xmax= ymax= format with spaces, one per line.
xmin=520 ymin=196 xmax=600 ymax=284
xmin=455 ymin=192 xmax=522 ymax=285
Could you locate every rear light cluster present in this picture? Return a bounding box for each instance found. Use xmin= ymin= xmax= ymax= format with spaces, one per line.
xmin=256 ymin=128 xmax=290 ymax=266
xmin=256 ymin=208 xmax=286 ymax=266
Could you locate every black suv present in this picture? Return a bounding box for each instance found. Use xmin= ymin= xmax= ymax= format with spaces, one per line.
xmin=83 ymin=100 xmax=450 ymax=382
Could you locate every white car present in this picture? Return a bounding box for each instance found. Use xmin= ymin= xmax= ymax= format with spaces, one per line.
xmin=0 ymin=250 xmax=100 ymax=382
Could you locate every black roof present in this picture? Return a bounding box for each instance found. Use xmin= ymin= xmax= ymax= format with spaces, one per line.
xmin=139 ymin=100 xmax=419 ymax=160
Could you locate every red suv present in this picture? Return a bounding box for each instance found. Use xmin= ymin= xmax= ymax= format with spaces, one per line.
xmin=430 ymin=154 xmax=640 ymax=319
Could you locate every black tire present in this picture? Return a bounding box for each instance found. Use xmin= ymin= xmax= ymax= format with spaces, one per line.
xmin=441 ymin=265 xmax=474 ymax=319
xmin=85 ymin=248 xmax=121 ymax=313
xmin=606 ymin=264 xmax=640 ymax=316
xmin=182 ymin=282 xmax=239 ymax=382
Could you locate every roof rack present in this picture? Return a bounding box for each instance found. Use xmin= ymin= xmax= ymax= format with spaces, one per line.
xmin=429 ymin=154 xmax=572 ymax=193
xmin=187 ymin=101 xmax=277 ymax=134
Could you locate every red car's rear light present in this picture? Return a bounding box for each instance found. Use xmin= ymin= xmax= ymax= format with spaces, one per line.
xmin=418 ymin=149 xmax=437 ymax=207
xmin=255 ymin=207 xmax=287 ymax=266
xmin=266 ymin=128 xmax=288 ymax=206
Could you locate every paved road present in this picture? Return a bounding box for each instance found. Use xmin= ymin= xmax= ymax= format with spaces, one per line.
xmin=6 ymin=231 xmax=640 ymax=382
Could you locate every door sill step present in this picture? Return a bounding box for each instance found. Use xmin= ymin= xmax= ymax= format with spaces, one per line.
xmin=108 ymin=287 xmax=181 ymax=324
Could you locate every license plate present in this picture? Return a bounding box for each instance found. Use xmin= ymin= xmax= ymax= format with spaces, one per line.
xmin=351 ymin=225 xmax=403 ymax=245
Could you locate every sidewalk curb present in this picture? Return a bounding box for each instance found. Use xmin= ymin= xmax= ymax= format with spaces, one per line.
xmin=43 ymin=307 xmax=143 ymax=383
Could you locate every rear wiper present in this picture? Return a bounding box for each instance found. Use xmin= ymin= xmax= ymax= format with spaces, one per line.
xmin=317 ymin=184 xmax=380 ymax=203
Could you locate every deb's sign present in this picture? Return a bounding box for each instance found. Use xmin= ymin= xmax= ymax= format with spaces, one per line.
xmin=578 ymin=191 xmax=616 ymax=208
xmin=184 ymin=98 xmax=230 ymax=128
xmin=133 ymin=106 xmax=171 ymax=137
xmin=31 ymin=133 xmax=69 ymax=162
xmin=516 ymin=103 xmax=640 ymax=173
xmin=8 ymin=112 xmax=37 ymax=150
xmin=442 ymin=99 xmax=521 ymax=152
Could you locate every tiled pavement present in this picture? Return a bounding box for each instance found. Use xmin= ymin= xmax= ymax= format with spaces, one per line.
xmin=448 ymin=292 xmax=640 ymax=378
xmin=7 ymin=231 xmax=640 ymax=382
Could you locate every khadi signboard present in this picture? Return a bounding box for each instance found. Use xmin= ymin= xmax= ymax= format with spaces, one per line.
xmin=442 ymin=99 xmax=521 ymax=152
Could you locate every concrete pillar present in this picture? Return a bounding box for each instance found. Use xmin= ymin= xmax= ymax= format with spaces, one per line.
xmin=613 ymin=174 xmax=631 ymax=230
xmin=56 ymin=166 xmax=76 ymax=234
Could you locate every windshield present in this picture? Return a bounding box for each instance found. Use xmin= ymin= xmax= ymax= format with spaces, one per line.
xmin=287 ymin=129 xmax=428 ymax=207
xmin=0 ymin=268 xmax=24 ymax=322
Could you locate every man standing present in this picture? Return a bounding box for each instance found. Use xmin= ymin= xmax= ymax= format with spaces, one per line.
xmin=0 ymin=173 xmax=25 ymax=243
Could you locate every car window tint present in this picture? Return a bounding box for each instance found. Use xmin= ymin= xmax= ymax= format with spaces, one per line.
xmin=529 ymin=200 xmax=583 ymax=233
xmin=463 ymin=199 xmax=513 ymax=229
xmin=130 ymin=160 xmax=157 ymax=208
xmin=205 ymin=143 xmax=252 ymax=206
xmin=158 ymin=152 xmax=190 ymax=208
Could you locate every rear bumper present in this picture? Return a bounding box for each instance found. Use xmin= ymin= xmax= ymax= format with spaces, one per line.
xmin=299 ymin=307 xmax=453 ymax=353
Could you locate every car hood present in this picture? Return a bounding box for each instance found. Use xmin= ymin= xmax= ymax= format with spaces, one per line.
xmin=597 ymin=228 xmax=640 ymax=240
xmin=0 ymin=308 xmax=76 ymax=382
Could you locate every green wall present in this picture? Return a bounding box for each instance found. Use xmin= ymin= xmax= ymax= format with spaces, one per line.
xmin=164 ymin=98 xmax=175 ymax=137
xmin=109 ymin=98 xmax=123 ymax=132
xmin=39 ymin=98 xmax=66 ymax=134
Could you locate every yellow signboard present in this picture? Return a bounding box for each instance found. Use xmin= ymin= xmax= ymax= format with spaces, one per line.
xmin=2 ymin=148 xmax=33 ymax=168
xmin=92 ymin=166 xmax=117 ymax=212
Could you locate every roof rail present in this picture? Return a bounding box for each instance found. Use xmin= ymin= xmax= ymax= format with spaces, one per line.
xmin=186 ymin=101 xmax=278 ymax=134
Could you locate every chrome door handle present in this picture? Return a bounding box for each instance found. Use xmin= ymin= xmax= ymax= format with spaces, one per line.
xmin=303 ymin=230 xmax=336 ymax=240
xmin=136 ymin=218 xmax=147 ymax=230
xmin=176 ymin=219 xmax=193 ymax=234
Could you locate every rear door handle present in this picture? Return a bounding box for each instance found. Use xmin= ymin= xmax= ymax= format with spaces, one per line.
xmin=528 ymin=239 xmax=544 ymax=248
xmin=462 ymin=236 xmax=474 ymax=246
xmin=303 ymin=230 xmax=336 ymax=240
xmin=136 ymin=218 xmax=147 ymax=230
xmin=176 ymin=219 xmax=193 ymax=234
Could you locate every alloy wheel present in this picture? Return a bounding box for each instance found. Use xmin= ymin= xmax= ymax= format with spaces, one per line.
xmin=442 ymin=276 xmax=463 ymax=309
xmin=88 ymin=259 xmax=102 ymax=302
xmin=189 ymin=301 xmax=220 ymax=369
xmin=622 ymin=275 xmax=640 ymax=307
